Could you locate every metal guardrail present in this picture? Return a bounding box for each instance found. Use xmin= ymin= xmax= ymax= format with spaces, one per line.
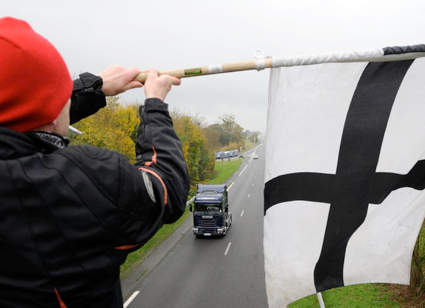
xmin=186 ymin=196 xmax=195 ymax=207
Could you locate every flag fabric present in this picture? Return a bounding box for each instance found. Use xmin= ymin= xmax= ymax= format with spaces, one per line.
xmin=264 ymin=45 xmax=425 ymax=307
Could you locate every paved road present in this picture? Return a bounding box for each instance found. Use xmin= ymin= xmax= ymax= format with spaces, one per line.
xmin=123 ymin=145 xmax=267 ymax=308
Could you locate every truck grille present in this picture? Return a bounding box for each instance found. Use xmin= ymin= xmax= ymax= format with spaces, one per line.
xmin=198 ymin=219 xmax=218 ymax=227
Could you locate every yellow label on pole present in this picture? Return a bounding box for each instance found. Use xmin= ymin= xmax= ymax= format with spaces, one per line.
xmin=184 ymin=68 xmax=203 ymax=75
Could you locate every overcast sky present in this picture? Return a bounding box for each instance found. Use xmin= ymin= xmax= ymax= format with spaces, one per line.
xmin=3 ymin=0 xmax=425 ymax=133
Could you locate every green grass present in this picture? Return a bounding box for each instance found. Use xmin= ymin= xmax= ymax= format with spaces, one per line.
xmin=244 ymin=138 xmax=254 ymax=150
xmin=288 ymin=284 xmax=400 ymax=308
xmin=209 ymin=159 xmax=244 ymax=185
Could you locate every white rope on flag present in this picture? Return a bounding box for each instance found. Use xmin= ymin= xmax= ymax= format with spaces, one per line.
xmin=272 ymin=48 xmax=425 ymax=67
xmin=254 ymin=50 xmax=271 ymax=71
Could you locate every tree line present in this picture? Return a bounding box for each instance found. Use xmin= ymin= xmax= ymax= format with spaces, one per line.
xmin=69 ymin=97 xmax=250 ymax=193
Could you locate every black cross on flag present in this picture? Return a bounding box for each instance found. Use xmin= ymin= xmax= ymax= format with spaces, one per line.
xmin=263 ymin=46 xmax=425 ymax=308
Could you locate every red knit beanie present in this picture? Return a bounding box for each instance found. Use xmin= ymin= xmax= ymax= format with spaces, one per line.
xmin=0 ymin=17 xmax=73 ymax=132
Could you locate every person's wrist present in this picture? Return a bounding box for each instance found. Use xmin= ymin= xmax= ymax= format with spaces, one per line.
xmin=146 ymin=96 xmax=165 ymax=101
xmin=145 ymin=90 xmax=166 ymax=101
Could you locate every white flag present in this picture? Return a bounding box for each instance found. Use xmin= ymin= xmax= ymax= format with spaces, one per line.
xmin=264 ymin=45 xmax=425 ymax=307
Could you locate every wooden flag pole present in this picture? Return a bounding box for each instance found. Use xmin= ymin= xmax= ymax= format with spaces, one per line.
xmin=133 ymin=52 xmax=273 ymax=83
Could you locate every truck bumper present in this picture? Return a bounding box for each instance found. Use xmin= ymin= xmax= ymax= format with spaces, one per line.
xmin=193 ymin=227 xmax=226 ymax=236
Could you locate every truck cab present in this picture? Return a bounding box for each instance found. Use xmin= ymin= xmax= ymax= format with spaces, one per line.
xmin=190 ymin=184 xmax=232 ymax=237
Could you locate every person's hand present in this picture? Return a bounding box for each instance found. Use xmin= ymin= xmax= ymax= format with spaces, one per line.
xmin=97 ymin=65 xmax=143 ymax=96
xmin=143 ymin=68 xmax=181 ymax=101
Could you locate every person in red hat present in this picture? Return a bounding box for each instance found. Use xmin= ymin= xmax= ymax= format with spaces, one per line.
xmin=0 ymin=17 xmax=189 ymax=308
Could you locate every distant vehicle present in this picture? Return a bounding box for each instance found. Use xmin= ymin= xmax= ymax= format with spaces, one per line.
xmin=190 ymin=184 xmax=232 ymax=237
xmin=215 ymin=150 xmax=240 ymax=159
xmin=230 ymin=149 xmax=239 ymax=157
xmin=253 ymin=154 xmax=259 ymax=159
xmin=215 ymin=151 xmax=225 ymax=159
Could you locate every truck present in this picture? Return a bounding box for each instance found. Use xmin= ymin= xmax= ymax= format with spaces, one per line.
xmin=190 ymin=184 xmax=232 ymax=237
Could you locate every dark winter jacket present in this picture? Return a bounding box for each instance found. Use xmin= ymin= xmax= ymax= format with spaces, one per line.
xmin=0 ymin=73 xmax=190 ymax=307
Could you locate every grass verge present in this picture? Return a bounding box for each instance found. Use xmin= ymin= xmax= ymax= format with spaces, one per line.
xmin=288 ymin=284 xmax=400 ymax=308
xmin=244 ymin=138 xmax=254 ymax=150
xmin=120 ymin=157 xmax=243 ymax=279
xmin=209 ymin=158 xmax=244 ymax=185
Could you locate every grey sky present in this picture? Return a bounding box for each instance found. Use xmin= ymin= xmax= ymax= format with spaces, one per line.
xmin=3 ymin=0 xmax=425 ymax=133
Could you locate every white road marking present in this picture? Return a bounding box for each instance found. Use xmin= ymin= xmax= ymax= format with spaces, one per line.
xmin=239 ymin=165 xmax=248 ymax=176
xmin=124 ymin=291 xmax=140 ymax=308
xmin=241 ymin=210 xmax=244 ymax=217
xmin=224 ymin=242 xmax=232 ymax=255
xmin=248 ymin=194 xmax=251 ymax=198
xmin=252 ymin=183 xmax=254 ymax=186
xmin=228 ymin=182 xmax=234 ymax=191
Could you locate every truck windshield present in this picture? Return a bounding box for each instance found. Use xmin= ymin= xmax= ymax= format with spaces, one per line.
xmin=194 ymin=203 xmax=222 ymax=214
